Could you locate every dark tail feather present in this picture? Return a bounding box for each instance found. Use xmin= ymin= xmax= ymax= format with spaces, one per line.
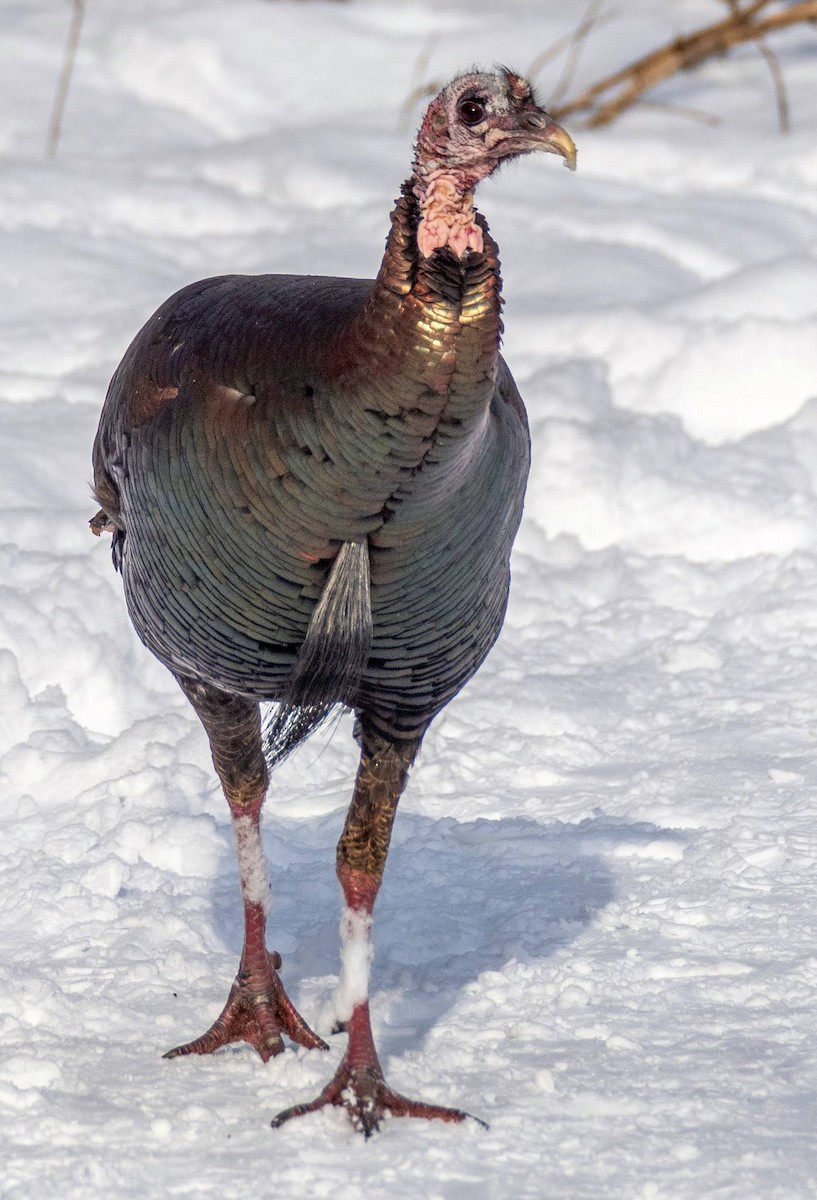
xmin=262 ymin=539 xmax=372 ymax=768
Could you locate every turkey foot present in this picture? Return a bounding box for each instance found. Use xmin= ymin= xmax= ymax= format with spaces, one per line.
xmin=271 ymin=1061 xmax=481 ymax=1138
xmin=270 ymin=1001 xmax=486 ymax=1136
xmin=164 ymin=949 xmax=328 ymax=1063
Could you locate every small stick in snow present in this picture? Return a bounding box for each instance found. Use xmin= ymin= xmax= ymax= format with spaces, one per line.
xmin=47 ymin=0 xmax=85 ymax=158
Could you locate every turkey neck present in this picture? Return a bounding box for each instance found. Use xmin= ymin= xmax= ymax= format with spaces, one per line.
xmin=326 ymin=182 xmax=502 ymax=487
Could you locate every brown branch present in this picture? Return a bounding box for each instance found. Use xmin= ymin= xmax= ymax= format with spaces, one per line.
xmin=47 ymin=0 xmax=85 ymax=157
xmin=399 ymin=34 xmax=441 ymax=131
xmin=552 ymin=0 xmax=817 ymax=127
xmin=755 ymin=34 xmax=791 ymax=131
xmin=527 ymin=6 xmax=618 ymax=91
xmin=548 ymin=0 xmax=607 ymax=109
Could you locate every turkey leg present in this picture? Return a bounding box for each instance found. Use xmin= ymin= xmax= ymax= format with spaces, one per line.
xmin=271 ymin=727 xmax=483 ymax=1135
xmin=164 ymin=677 xmax=326 ymax=1061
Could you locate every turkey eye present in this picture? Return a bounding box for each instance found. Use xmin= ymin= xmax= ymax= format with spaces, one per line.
xmin=458 ymin=98 xmax=486 ymax=126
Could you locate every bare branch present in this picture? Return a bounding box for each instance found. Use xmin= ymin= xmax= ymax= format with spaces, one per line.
xmin=755 ymin=35 xmax=791 ymax=132
xmin=399 ymin=34 xmax=441 ymax=131
xmin=552 ymin=0 xmax=817 ymax=128
xmin=548 ymin=0 xmax=606 ymax=109
xmin=47 ymin=0 xmax=85 ymax=158
xmin=527 ymin=7 xmax=617 ymax=90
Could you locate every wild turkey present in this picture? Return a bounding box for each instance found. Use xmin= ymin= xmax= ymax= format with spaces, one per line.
xmin=91 ymin=68 xmax=576 ymax=1135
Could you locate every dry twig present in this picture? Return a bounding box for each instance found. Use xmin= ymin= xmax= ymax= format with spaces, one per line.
xmin=47 ymin=0 xmax=85 ymax=157
xmin=551 ymin=0 xmax=817 ymax=127
xmin=546 ymin=0 xmax=607 ymax=109
xmin=527 ymin=5 xmax=618 ymax=98
xmin=724 ymin=0 xmax=791 ymax=131
xmin=399 ymin=34 xmax=441 ymax=131
xmin=755 ymin=34 xmax=791 ymax=131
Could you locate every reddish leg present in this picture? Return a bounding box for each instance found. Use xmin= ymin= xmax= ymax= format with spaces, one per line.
xmin=165 ymin=677 xmax=326 ymax=1062
xmin=272 ymin=729 xmax=485 ymax=1136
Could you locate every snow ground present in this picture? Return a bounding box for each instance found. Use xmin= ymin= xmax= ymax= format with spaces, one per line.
xmin=2 ymin=0 xmax=817 ymax=1195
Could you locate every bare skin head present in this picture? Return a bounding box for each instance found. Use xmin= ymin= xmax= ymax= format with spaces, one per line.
xmin=412 ymin=69 xmax=576 ymax=259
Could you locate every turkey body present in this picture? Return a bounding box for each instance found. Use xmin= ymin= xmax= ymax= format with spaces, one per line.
xmin=91 ymin=69 xmax=574 ymax=1136
xmin=94 ymin=193 xmax=530 ymax=743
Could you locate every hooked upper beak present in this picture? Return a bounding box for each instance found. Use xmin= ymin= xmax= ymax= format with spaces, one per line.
xmin=490 ymin=112 xmax=577 ymax=171
xmin=536 ymin=118 xmax=577 ymax=171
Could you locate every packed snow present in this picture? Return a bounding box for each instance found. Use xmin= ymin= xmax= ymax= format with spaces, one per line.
xmin=2 ymin=0 xmax=817 ymax=1195
xmin=334 ymin=907 xmax=374 ymax=1027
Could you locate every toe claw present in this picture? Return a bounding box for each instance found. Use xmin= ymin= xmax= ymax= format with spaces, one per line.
xmin=270 ymin=1102 xmax=315 ymax=1130
xmin=164 ymin=952 xmax=324 ymax=1062
xmin=269 ymin=1059 xmax=482 ymax=1136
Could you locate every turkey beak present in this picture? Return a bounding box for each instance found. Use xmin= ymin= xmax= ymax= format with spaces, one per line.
xmin=518 ymin=113 xmax=577 ymax=171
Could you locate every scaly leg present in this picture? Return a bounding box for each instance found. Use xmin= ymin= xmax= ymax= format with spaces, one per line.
xmin=164 ymin=676 xmax=326 ymax=1062
xmin=272 ymin=723 xmax=484 ymax=1135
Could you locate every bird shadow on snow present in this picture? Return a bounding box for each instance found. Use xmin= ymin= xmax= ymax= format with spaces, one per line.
xmin=194 ymin=801 xmax=682 ymax=1060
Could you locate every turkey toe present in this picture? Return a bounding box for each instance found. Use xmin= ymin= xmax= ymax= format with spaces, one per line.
xmin=164 ymin=951 xmax=327 ymax=1063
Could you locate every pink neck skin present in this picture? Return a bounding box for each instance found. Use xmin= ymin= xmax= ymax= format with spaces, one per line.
xmin=413 ymin=167 xmax=484 ymax=259
xmin=411 ymin=94 xmax=496 ymax=261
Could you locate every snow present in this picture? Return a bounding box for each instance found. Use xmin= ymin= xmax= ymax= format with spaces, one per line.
xmin=333 ymin=907 xmax=374 ymax=1026
xmin=233 ymin=815 xmax=272 ymax=912
xmin=2 ymin=0 xmax=817 ymax=1195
